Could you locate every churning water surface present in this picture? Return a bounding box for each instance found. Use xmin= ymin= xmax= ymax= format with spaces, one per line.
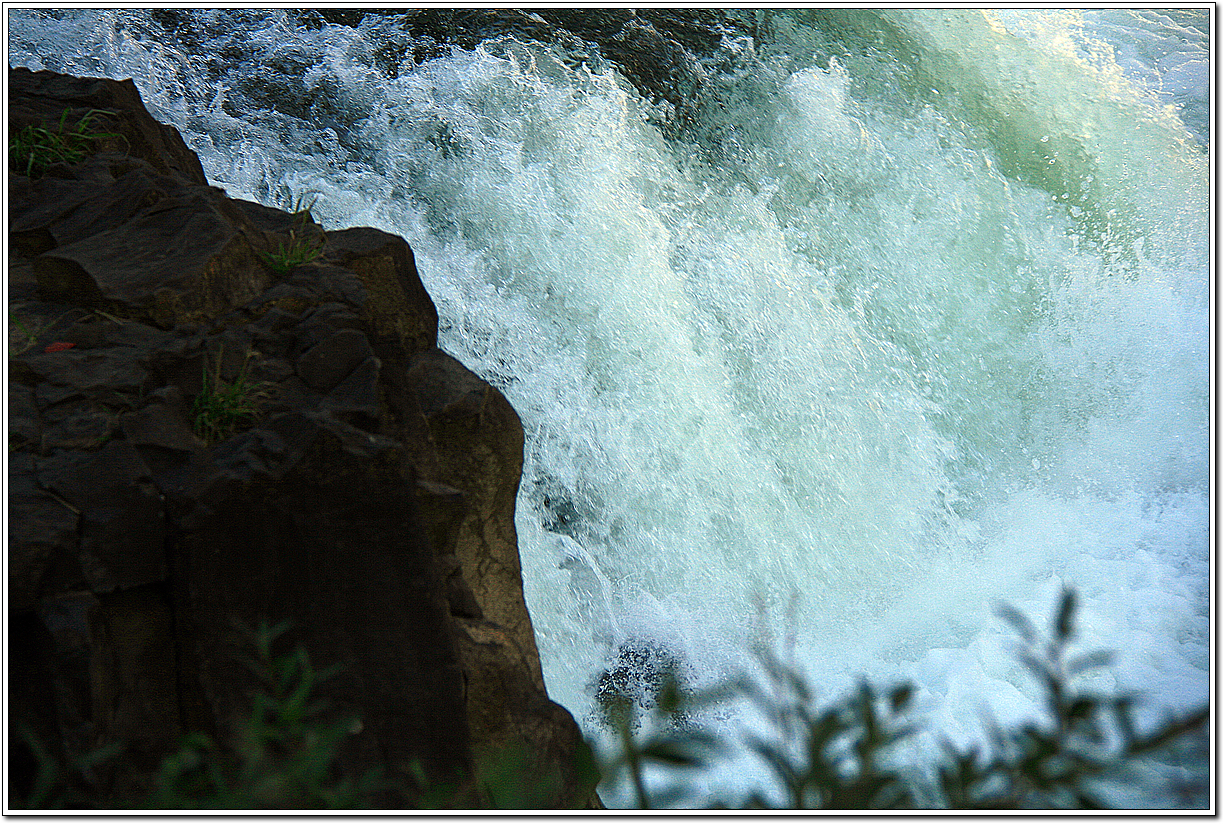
xmin=8 ymin=8 xmax=1210 ymax=807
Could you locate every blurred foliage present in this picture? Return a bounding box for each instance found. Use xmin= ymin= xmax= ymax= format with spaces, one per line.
xmin=10 ymin=620 xmax=383 ymax=810
xmin=598 ymin=588 xmax=1209 ymax=810
xmin=936 ymin=589 xmax=1208 ymax=809
xmin=144 ymin=620 xmax=385 ymax=809
xmin=10 ymin=590 xmax=1206 ymax=810
xmin=10 ymin=619 xmax=597 ymax=811
xmin=11 ymin=725 xmax=126 ymax=810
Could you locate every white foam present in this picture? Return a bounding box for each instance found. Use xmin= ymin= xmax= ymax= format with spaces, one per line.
xmin=8 ymin=9 xmax=1208 ymax=807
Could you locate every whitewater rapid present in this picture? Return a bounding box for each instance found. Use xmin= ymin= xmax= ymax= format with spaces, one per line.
xmin=8 ymin=8 xmax=1210 ymax=807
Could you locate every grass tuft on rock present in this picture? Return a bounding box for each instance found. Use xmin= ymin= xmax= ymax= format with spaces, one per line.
xmin=260 ymin=195 xmax=326 ymax=274
xmin=9 ymin=108 xmax=124 ymax=178
xmin=192 ymin=346 xmax=272 ymax=444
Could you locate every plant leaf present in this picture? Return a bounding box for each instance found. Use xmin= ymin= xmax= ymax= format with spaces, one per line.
xmin=1054 ymin=588 xmax=1077 ymax=642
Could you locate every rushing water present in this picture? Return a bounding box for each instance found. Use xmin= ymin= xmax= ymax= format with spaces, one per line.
xmin=9 ymin=8 xmax=1210 ymax=807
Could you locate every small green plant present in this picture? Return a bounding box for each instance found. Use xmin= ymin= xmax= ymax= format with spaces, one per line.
xmin=191 ymin=346 xmax=272 ymax=444
xmin=9 ymin=310 xmax=44 ymax=356
xmin=10 ymin=725 xmax=125 ymax=809
xmin=259 ymin=230 xmax=325 ymax=274
xmin=9 ymin=108 xmax=124 ymax=178
xmin=259 ymin=194 xmax=325 ymax=274
xmin=147 ymin=620 xmax=384 ymax=809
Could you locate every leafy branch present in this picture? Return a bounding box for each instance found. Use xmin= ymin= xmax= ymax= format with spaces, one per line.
xmin=600 ymin=588 xmax=1208 ymax=810
xmin=147 ymin=620 xmax=383 ymax=809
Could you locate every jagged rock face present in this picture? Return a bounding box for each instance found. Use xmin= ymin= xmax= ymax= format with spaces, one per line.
xmin=8 ymin=68 xmax=596 ymax=808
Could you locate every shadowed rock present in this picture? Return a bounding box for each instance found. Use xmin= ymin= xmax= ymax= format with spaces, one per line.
xmin=8 ymin=67 xmax=596 ymax=808
xmin=9 ymin=66 xmax=207 ymax=185
xmin=34 ymin=187 xmax=279 ymax=327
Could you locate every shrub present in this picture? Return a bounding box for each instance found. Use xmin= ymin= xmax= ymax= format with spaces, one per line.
xmin=11 ymin=589 xmax=1205 ymax=810
xmin=145 ymin=621 xmax=384 ymax=809
xmin=9 ymin=621 xmax=381 ymax=810
xmin=599 ymin=588 xmax=1209 ymax=810
xmin=10 ymin=620 xmax=588 ymax=810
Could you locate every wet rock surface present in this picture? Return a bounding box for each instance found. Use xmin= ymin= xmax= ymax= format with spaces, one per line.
xmin=385 ymin=8 xmax=741 ymax=113
xmin=8 ymin=67 xmax=596 ymax=808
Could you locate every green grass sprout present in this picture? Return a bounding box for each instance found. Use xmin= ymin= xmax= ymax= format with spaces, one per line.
xmin=259 ymin=194 xmax=326 ymax=274
xmin=192 ymin=346 xmax=273 ymax=444
xmin=9 ymin=108 xmax=125 ymax=178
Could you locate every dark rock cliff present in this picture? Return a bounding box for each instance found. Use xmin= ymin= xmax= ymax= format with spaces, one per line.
xmin=7 ymin=66 xmax=597 ymax=808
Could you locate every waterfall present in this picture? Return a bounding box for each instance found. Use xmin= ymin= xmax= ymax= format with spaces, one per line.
xmin=9 ymin=8 xmax=1209 ymax=807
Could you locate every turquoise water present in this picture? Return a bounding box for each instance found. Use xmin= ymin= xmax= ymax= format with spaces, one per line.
xmin=9 ymin=8 xmax=1209 ymax=807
